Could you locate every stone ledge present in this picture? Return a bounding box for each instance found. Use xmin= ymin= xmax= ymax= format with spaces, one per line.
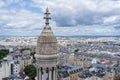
xmin=35 ymin=54 xmax=60 ymax=59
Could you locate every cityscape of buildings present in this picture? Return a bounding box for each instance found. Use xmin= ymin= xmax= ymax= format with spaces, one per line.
xmin=0 ymin=37 xmax=120 ymax=80
xmin=0 ymin=8 xmax=120 ymax=80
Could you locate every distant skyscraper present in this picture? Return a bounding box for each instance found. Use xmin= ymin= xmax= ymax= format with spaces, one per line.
xmin=35 ymin=8 xmax=59 ymax=80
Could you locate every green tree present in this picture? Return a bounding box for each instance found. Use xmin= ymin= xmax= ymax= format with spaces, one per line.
xmin=30 ymin=52 xmax=35 ymax=59
xmin=24 ymin=65 xmax=37 ymax=80
xmin=74 ymin=49 xmax=79 ymax=53
xmin=0 ymin=49 xmax=9 ymax=60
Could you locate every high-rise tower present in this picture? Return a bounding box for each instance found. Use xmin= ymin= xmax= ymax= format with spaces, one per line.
xmin=35 ymin=8 xmax=59 ymax=80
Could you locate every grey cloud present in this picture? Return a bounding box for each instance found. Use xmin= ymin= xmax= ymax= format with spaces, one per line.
xmin=0 ymin=0 xmax=120 ymax=36
xmin=32 ymin=0 xmax=120 ymax=27
xmin=114 ymin=25 xmax=120 ymax=29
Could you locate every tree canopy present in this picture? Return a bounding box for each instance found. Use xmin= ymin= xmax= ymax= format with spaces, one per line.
xmin=30 ymin=51 xmax=35 ymax=59
xmin=74 ymin=49 xmax=79 ymax=53
xmin=24 ymin=65 xmax=37 ymax=79
xmin=0 ymin=49 xmax=9 ymax=60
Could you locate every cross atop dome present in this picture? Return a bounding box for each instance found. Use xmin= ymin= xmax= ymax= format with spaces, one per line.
xmin=44 ymin=8 xmax=51 ymax=25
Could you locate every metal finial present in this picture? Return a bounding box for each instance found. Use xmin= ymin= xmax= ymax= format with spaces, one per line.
xmin=44 ymin=8 xmax=51 ymax=25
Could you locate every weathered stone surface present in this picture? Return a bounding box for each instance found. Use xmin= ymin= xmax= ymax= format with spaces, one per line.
xmin=36 ymin=9 xmax=57 ymax=55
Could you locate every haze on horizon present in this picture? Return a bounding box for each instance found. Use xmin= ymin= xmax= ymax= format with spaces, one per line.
xmin=0 ymin=0 xmax=120 ymax=36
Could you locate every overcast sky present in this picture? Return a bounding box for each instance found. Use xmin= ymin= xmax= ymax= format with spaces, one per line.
xmin=0 ymin=0 xmax=120 ymax=36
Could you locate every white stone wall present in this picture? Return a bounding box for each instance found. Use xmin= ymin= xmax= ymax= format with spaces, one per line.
xmin=13 ymin=62 xmax=20 ymax=76
xmin=0 ymin=66 xmax=2 ymax=80
xmin=1 ymin=61 xmax=10 ymax=78
xmin=19 ymin=58 xmax=32 ymax=70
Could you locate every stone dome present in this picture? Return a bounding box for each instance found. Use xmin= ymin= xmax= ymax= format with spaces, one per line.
xmin=36 ymin=8 xmax=57 ymax=55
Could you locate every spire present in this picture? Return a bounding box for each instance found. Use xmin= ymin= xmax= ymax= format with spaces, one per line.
xmin=44 ymin=8 xmax=51 ymax=26
xmin=36 ymin=8 xmax=57 ymax=55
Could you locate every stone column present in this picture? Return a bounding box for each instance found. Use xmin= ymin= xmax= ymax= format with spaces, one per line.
xmin=51 ymin=68 xmax=54 ymax=80
xmin=49 ymin=68 xmax=52 ymax=80
xmin=39 ymin=68 xmax=42 ymax=80
xmin=42 ymin=74 xmax=43 ymax=80
xmin=37 ymin=68 xmax=39 ymax=80
xmin=43 ymin=68 xmax=46 ymax=80
xmin=55 ymin=67 xmax=57 ymax=80
xmin=46 ymin=68 xmax=48 ymax=80
xmin=53 ymin=67 xmax=56 ymax=80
